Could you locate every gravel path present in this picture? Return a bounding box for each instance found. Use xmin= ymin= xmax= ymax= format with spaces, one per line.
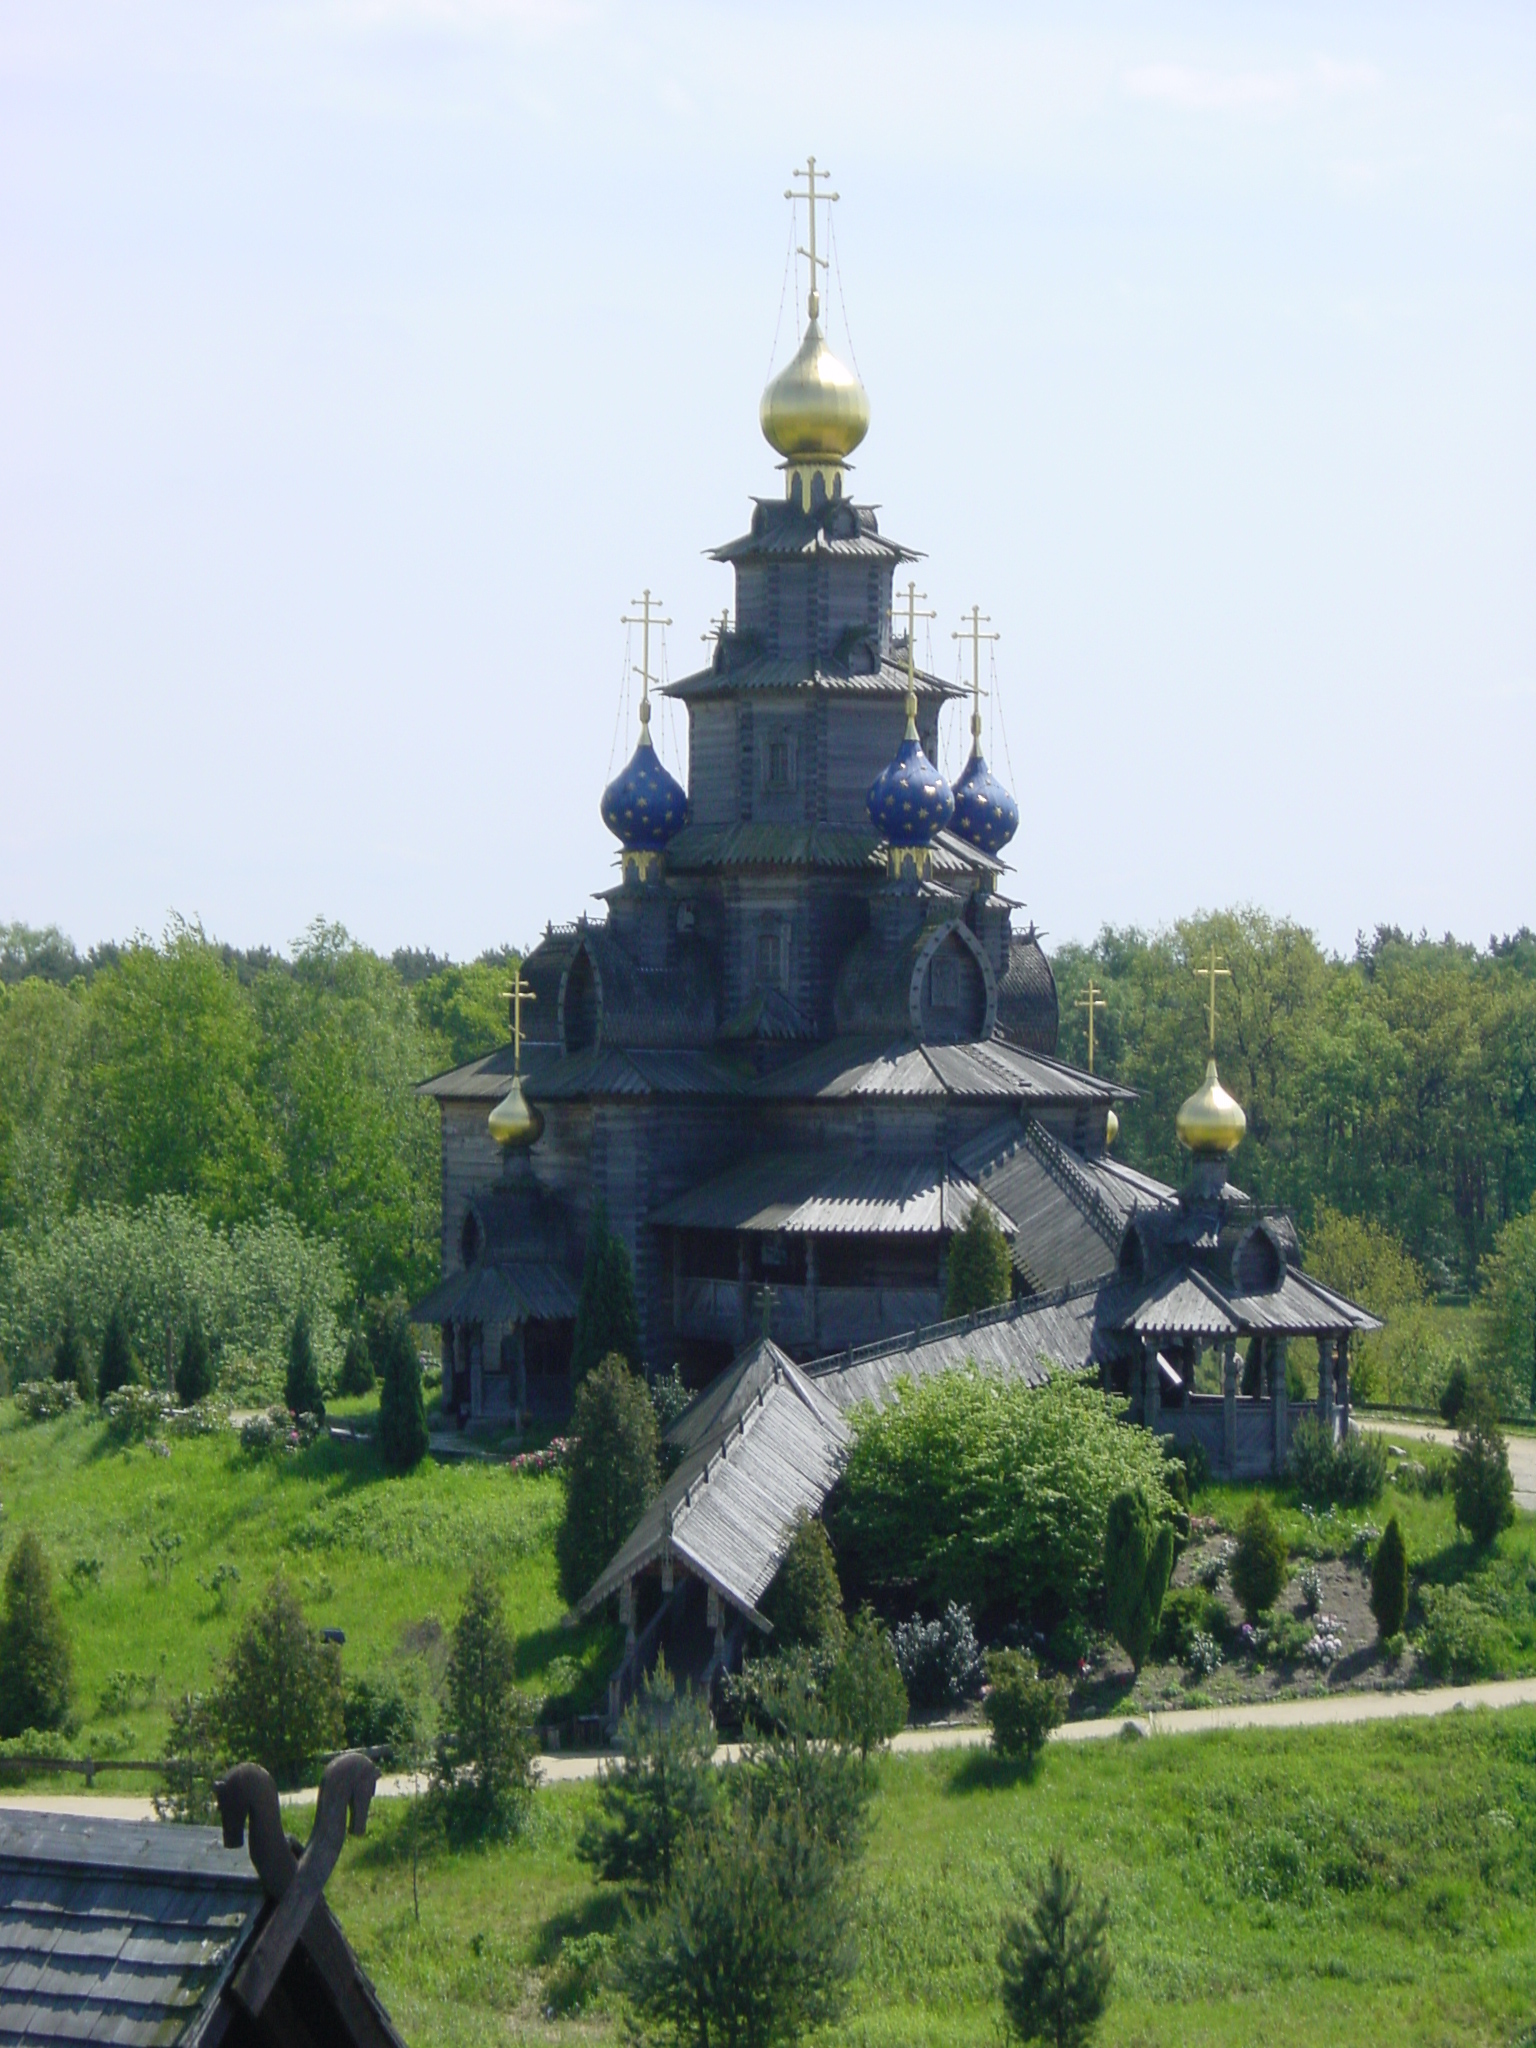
xmin=7 ymin=1675 xmax=1536 ymax=1820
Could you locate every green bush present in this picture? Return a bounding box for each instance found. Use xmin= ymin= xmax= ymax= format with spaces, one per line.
xmin=13 ymin=1378 xmax=78 ymax=1423
xmin=983 ymin=1650 xmax=1066 ymax=1763
xmin=338 ymin=1328 xmax=374 ymax=1397
xmin=1102 ymin=1490 xmax=1174 ymax=1670
xmin=377 ymin=1312 xmax=429 ymax=1472
xmin=214 ymin=1573 xmax=344 ymax=1787
xmin=0 ymin=1531 xmax=73 ymax=1738
xmin=578 ymin=1653 xmax=717 ymax=1895
xmin=1453 ymin=1391 xmax=1516 ymax=1546
xmin=285 ymin=1307 xmax=324 ymax=1419
xmin=1230 ymin=1499 xmax=1288 ymax=1623
xmin=998 ymin=1848 xmax=1113 ymax=2047
xmin=1439 ymin=1361 xmax=1473 ymax=1425
xmin=103 ymin=1385 xmax=170 ymax=1442
xmin=557 ymin=1352 xmax=659 ymax=1603
xmin=834 ymin=1373 xmax=1173 ymax=1625
xmin=945 ymin=1201 xmax=1014 ymax=1319
xmin=1417 ymin=1583 xmax=1505 ymax=1681
xmin=343 ymin=1673 xmax=420 ymax=1759
xmin=764 ymin=1513 xmax=845 ymax=1650
xmin=1287 ymin=1416 xmax=1386 ymax=1506
xmin=827 ymin=1608 xmax=907 ymax=1761
xmin=1153 ymin=1586 xmax=1227 ymax=1663
xmin=175 ymin=1308 xmax=214 ymax=1404
xmin=1370 ymin=1517 xmax=1409 ymax=1640
xmin=431 ymin=1566 xmax=537 ymax=1839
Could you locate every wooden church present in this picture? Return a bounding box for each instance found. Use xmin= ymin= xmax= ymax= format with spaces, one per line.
xmin=411 ymin=166 xmax=1373 ymax=1448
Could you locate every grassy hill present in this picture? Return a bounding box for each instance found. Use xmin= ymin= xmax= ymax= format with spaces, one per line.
xmin=0 ymin=1397 xmax=617 ymax=1762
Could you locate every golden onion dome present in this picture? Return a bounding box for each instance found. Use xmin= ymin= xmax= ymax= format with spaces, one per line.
xmin=1176 ymin=1058 xmax=1246 ymax=1155
xmin=760 ymin=316 xmax=870 ymax=462
xmin=1105 ymin=1107 xmax=1119 ymax=1148
xmin=487 ymin=1075 xmax=544 ymax=1150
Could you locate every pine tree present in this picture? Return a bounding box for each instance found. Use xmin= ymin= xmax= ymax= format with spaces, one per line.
xmin=570 ymin=1201 xmax=641 ymax=1382
xmin=578 ymin=1652 xmax=718 ymax=1894
xmin=1102 ymin=1490 xmax=1174 ymax=1671
xmin=764 ymin=1512 xmax=846 ymax=1650
xmin=175 ymin=1307 xmax=214 ymax=1405
xmin=1370 ymin=1515 xmax=1409 ymax=1639
xmin=98 ymin=1303 xmax=136 ymax=1401
xmin=338 ymin=1327 xmax=375 ymax=1397
xmin=432 ymin=1566 xmax=536 ymax=1837
xmin=944 ymin=1201 xmax=1014 ymax=1319
xmin=285 ymin=1307 xmax=324 ymax=1418
xmin=53 ymin=1309 xmax=90 ymax=1399
xmin=827 ymin=1608 xmax=908 ymax=1761
xmin=378 ymin=1312 xmax=430 ymax=1472
xmin=0 ymin=1531 xmax=73 ymax=1738
xmin=214 ymin=1573 xmax=344 ymax=1788
xmin=557 ymin=1353 xmax=659 ymax=1602
xmin=1453 ymin=1386 xmax=1516 ymax=1546
xmin=998 ymin=1849 xmax=1114 ymax=2048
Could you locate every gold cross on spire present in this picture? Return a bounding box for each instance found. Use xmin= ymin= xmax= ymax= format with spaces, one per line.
xmin=701 ymin=610 xmax=730 ymax=648
xmin=501 ymin=971 xmax=536 ymax=1076
xmin=897 ymin=580 xmax=935 ymax=736
xmin=1075 ymin=978 xmax=1107 ymax=1075
xmin=786 ymin=155 xmax=838 ymax=322
xmin=952 ymin=604 xmax=999 ymax=746
xmin=621 ymin=589 xmax=672 ymax=738
xmin=1194 ymin=945 xmax=1232 ymax=1053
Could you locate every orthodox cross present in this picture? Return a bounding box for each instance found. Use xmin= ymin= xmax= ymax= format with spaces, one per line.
xmin=501 ymin=972 xmax=536 ymax=1076
xmin=1075 ymin=979 xmax=1106 ymax=1074
xmin=621 ymin=589 xmax=672 ymax=738
xmin=701 ymin=610 xmax=730 ymax=649
xmin=952 ymin=604 xmax=999 ymax=746
xmin=786 ymin=156 xmax=838 ymax=321
xmin=1194 ymin=946 xmax=1232 ymax=1052
xmin=897 ymin=580 xmax=936 ymax=722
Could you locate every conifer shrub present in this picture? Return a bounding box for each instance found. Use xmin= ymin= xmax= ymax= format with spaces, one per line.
xmin=1453 ymin=1386 xmax=1516 ymax=1546
xmin=764 ymin=1512 xmax=845 ymax=1650
xmin=175 ymin=1308 xmax=214 ymax=1405
xmin=213 ymin=1573 xmax=343 ymax=1787
xmin=570 ymin=1200 xmax=641 ymax=1383
xmin=889 ymin=1602 xmax=985 ymax=1712
xmin=945 ymin=1201 xmax=1014 ymax=1319
xmin=431 ymin=1565 xmax=536 ymax=1838
xmin=1370 ymin=1516 xmax=1409 ymax=1640
xmin=982 ymin=1650 xmax=1066 ymax=1763
xmin=1229 ymin=1498 xmax=1288 ymax=1622
xmin=1439 ymin=1360 xmax=1474 ymax=1426
xmin=0 ymin=1531 xmax=73 ymax=1738
xmin=377 ymin=1311 xmax=430 ymax=1472
xmin=557 ymin=1352 xmax=660 ymax=1603
xmin=53 ymin=1309 xmax=91 ymax=1400
xmin=827 ymin=1607 xmax=908 ymax=1760
xmin=338 ymin=1327 xmax=375 ymax=1397
xmin=578 ymin=1652 xmax=717 ymax=1895
xmin=97 ymin=1303 xmax=136 ymax=1400
xmin=1287 ymin=1415 xmax=1386 ymax=1506
xmin=1102 ymin=1489 xmax=1175 ymax=1670
xmin=998 ymin=1849 xmax=1113 ymax=2047
xmin=284 ymin=1307 xmax=324 ymax=1418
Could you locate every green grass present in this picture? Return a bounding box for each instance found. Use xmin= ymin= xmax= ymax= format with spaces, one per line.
xmin=0 ymin=1399 xmax=617 ymax=1761
xmin=324 ymin=1708 xmax=1536 ymax=2048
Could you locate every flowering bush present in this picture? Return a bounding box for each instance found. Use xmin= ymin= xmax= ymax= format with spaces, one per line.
xmin=1302 ymin=1615 xmax=1346 ymax=1665
xmin=1195 ymin=1543 xmax=1233 ymax=1593
xmin=1298 ymin=1564 xmax=1324 ymax=1616
xmin=507 ymin=1436 xmax=576 ymax=1477
xmin=1185 ymin=1630 xmax=1223 ymax=1678
xmin=13 ymin=1379 xmax=79 ymax=1423
xmin=103 ymin=1385 xmax=171 ymax=1441
xmin=168 ymin=1398 xmax=228 ymax=1439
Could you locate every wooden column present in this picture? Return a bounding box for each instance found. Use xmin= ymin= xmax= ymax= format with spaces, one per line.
xmin=806 ymin=1235 xmax=819 ymax=1351
xmin=1222 ymin=1341 xmax=1238 ymax=1473
xmin=706 ymin=1585 xmax=724 ymax=1654
xmin=619 ymin=1577 xmax=635 ymax=1649
xmin=1337 ymin=1336 xmax=1351 ymax=1438
xmin=1143 ymin=1340 xmax=1161 ymax=1432
xmin=736 ymin=1238 xmax=750 ymax=1346
xmin=514 ymin=1324 xmax=527 ymax=1426
xmin=1317 ymin=1334 xmax=1334 ymax=1433
xmin=1271 ymin=1338 xmax=1289 ymax=1474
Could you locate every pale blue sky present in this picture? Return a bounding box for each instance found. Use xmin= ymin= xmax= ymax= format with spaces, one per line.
xmin=3 ymin=2 xmax=1533 ymax=960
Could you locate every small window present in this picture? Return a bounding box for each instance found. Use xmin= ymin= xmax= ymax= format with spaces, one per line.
xmin=757 ymin=932 xmax=782 ymax=982
xmin=762 ymin=733 xmax=797 ymax=792
xmin=930 ymin=956 xmax=960 ymax=1007
xmin=459 ymin=1210 xmax=483 ymax=1266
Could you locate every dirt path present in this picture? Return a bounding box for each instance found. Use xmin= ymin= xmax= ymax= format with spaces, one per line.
xmin=1358 ymin=1416 xmax=1536 ymax=1510
xmin=8 ymin=1675 xmax=1536 ymax=1820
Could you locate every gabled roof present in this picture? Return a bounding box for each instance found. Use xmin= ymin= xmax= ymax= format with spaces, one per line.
xmin=751 ymin=1035 xmax=1131 ymax=1105
xmin=652 ymin=1150 xmax=1014 ymax=1238
xmin=576 ymin=1341 xmax=850 ymax=1624
xmin=410 ymin=1260 xmax=578 ymax=1326
xmin=1115 ymin=1261 xmax=1382 ymax=1340
xmin=663 ymin=650 xmax=962 ymax=705
xmin=0 ymin=1812 xmax=263 ymax=2048
xmin=956 ymin=1120 xmax=1157 ymax=1294
xmin=808 ymin=1283 xmax=1106 ymax=1412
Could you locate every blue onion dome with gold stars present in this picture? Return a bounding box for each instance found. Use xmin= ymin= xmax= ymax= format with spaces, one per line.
xmin=600 ymin=701 xmax=687 ymax=851
xmin=867 ymin=695 xmax=955 ymax=847
xmin=951 ymin=747 xmax=1019 ymax=857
